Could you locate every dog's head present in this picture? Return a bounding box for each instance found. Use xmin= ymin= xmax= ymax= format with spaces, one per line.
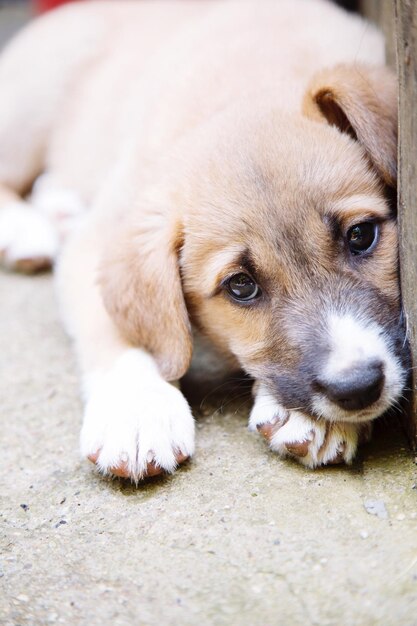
xmin=100 ymin=64 xmax=408 ymax=424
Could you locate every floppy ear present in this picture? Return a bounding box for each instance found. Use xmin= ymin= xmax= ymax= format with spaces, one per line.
xmin=98 ymin=211 xmax=192 ymax=381
xmin=302 ymin=64 xmax=398 ymax=187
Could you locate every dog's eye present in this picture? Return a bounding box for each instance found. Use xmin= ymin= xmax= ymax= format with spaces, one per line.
xmin=226 ymin=273 xmax=260 ymax=301
xmin=347 ymin=222 xmax=378 ymax=255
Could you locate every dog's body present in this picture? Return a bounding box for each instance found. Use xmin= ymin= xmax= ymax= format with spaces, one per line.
xmin=0 ymin=0 xmax=408 ymax=480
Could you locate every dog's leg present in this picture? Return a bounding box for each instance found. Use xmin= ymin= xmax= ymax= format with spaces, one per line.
xmin=0 ymin=61 xmax=60 ymax=273
xmin=0 ymin=108 xmax=58 ymax=273
xmin=56 ymin=221 xmax=195 ymax=482
xmin=0 ymin=27 xmax=57 ymax=271
xmin=249 ymin=384 xmax=372 ymax=467
xmin=0 ymin=10 xmax=105 ymax=272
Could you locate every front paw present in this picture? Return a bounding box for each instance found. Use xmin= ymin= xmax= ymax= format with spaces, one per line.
xmin=249 ymin=387 xmax=370 ymax=468
xmin=80 ymin=351 xmax=195 ymax=482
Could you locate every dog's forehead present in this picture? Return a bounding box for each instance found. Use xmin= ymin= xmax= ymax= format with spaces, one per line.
xmin=194 ymin=158 xmax=385 ymax=249
xmin=183 ymin=113 xmax=391 ymax=283
xmin=240 ymin=137 xmax=384 ymax=226
xmin=189 ymin=113 xmax=384 ymax=232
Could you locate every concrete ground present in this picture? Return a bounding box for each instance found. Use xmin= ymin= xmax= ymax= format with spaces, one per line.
xmin=1 ymin=272 xmax=417 ymax=626
xmin=0 ymin=4 xmax=417 ymax=626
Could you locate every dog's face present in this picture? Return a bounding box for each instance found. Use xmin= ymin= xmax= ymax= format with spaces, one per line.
xmin=181 ymin=113 xmax=406 ymax=424
xmin=100 ymin=64 xmax=408 ymax=425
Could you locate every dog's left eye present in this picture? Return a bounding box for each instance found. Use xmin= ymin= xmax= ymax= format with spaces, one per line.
xmin=226 ymin=273 xmax=260 ymax=301
xmin=347 ymin=222 xmax=378 ymax=255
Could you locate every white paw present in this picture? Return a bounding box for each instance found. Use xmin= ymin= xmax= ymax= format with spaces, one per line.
xmin=249 ymin=385 xmax=369 ymax=468
xmin=0 ymin=201 xmax=58 ymax=271
xmin=248 ymin=384 xmax=289 ymax=430
xmin=80 ymin=350 xmax=195 ymax=481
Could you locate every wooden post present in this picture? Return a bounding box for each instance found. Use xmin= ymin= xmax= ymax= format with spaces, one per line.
xmin=360 ymin=0 xmax=395 ymax=65
xmin=395 ymin=0 xmax=417 ymax=449
xmin=359 ymin=1 xmax=417 ymax=448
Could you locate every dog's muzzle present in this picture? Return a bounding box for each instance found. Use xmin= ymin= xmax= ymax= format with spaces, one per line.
xmin=314 ymin=359 xmax=384 ymax=412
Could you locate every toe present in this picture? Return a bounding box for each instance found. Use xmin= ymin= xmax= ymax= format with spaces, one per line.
xmin=285 ymin=439 xmax=311 ymax=458
xmin=87 ymin=451 xmax=100 ymax=464
xmin=257 ymin=422 xmax=276 ymax=440
xmin=326 ymin=443 xmax=347 ymax=465
xmin=175 ymin=451 xmax=189 ymax=465
xmin=143 ymin=451 xmax=189 ymax=478
xmin=87 ymin=449 xmax=190 ymax=481
xmin=144 ymin=461 xmax=164 ymax=477
xmin=87 ymin=451 xmax=134 ymax=479
xmin=109 ymin=460 xmax=131 ymax=478
xmin=256 ymin=415 xmax=288 ymax=440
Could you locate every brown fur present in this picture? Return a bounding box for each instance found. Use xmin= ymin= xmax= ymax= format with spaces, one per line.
xmin=0 ymin=0 xmax=406 ymax=474
xmin=99 ymin=212 xmax=193 ymax=381
xmin=100 ymin=93 xmax=399 ymax=383
xmin=303 ymin=64 xmax=398 ymax=187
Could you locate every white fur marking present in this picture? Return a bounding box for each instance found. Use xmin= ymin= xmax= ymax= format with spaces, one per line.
xmin=80 ymin=349 xmax=195 ymax=480
xmin=312 ymin=313 xmax=404 ymax=422
xmin=248 ymin=384 xmax=287 ymax=431
xmin=249 ymin=386 xmax=362 ymax=468
xmin=325 ymin=314 xmax=387 ymax=376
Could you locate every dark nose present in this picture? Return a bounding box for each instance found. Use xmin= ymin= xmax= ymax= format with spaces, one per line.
xmin=316 ymin=361 xmax=385 ymax=411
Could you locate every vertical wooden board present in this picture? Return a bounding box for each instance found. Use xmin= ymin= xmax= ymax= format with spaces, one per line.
xmin=361 ymin=1 xmax=416 ymax=447
xmin=396 ymin=0 xmax=417 ymax=448
xmin=360 ymin=0 xmax=395 ymax=65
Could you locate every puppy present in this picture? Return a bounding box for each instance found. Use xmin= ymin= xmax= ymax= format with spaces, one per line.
xmin=0 ymin=0 xmax=408 ymax=480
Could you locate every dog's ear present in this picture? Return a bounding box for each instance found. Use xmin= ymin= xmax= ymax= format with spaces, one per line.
xmin=303 ymin=64 xmax=397 ymax=187
xmin=98 ymin=212 xmax=192 ymax=381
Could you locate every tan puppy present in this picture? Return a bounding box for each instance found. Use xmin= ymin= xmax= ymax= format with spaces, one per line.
xmin=0 ymin=0 xmax=407 ymax=481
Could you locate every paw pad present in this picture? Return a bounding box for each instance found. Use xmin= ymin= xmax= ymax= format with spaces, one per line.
xmin=256 ymin=414 xmax=288 ymax=439
xmin=285 ymin=438 xmax=312 ymax=458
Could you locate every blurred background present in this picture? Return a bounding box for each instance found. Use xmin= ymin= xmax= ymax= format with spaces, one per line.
xmin=0 ymin=0 xmax=377 ymax=60
xmin=0 ymin=0 xmax=360 ymax=11
xmin=0 ymin=0 xmax=363 ymax=41
xmin=0 ymin=0 xmax=394 ymax=72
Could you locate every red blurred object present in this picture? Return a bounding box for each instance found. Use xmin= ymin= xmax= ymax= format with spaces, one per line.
xmin=33 ymin=0 xmax=82 ymax=13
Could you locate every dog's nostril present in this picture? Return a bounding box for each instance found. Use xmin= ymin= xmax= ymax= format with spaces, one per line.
xmin=316 ymin=361 xmax=385 ymax=411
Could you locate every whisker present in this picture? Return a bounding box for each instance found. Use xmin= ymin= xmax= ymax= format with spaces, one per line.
xmin=197 ymin=377 xmax=253 ymax=410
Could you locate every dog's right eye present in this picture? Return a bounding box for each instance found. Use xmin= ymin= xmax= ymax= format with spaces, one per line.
xmin=347 ymin=222 xmax=378 ymax=255
xmin=225 ymin=273 xmax=260 ymax=302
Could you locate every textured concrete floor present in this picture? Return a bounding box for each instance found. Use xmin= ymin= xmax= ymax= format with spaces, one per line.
xmin=1 ymin=270 xmax=417 ymax=626
xmin=1 ymin=4 xmax=417 ymax=626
